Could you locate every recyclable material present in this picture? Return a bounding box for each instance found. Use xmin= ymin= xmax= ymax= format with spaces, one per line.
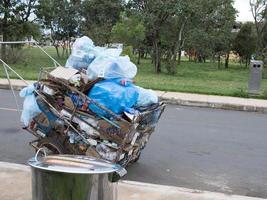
xmin=20 ymin=36 xmax=166 ymax=167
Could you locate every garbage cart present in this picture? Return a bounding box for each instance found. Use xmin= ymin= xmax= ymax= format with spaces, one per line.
xmin=25 ymin=67 xmax=166 ymax=167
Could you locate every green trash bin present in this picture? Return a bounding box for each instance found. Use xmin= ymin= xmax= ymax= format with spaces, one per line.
xmin=28 ymin=154 xmax=127 ymax=200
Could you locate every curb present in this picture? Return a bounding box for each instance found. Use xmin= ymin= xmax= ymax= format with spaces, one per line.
xmin=160 ymin=96 xmax=267 ymax=113
xmin=0 ymin=83 xmax=26 ymax=91
xmin=1 ymin=80 xmax=267 ymax=114
xmin=0 ymin=161 xmax=30 ymax=172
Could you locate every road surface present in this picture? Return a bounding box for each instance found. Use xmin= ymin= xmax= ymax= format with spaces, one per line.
xmin=0 ymin=89 xmax=267 ymax=198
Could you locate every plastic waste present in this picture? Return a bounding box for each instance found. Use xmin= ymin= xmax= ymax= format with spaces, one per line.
xmin=96 ymin=143 xmax=117 ymax=161
xmin=65 ymin=36 xmax=123 ymax=70
xmin=68 ymin=92 xmax=88 ymax=108
xmin=79 ymin=121 xmax=97 ymax=136
xmin=88 ymin=79 xmax=139 ymax=117
xmin=69 ymin=74 xmax=81 ymax=87
xmin=65 ymin=36 xmax=95 ymax=70
xmin=72 ymin=36 xmax=94 ymax=52
xmin=103 ymin=48 xmax=122 ymax=57
xmin=65 ymin=53 xmax=95 ymax=70
xmin=135 ymin=86 xmax=158 ymax=107
xmin=60 ymin=110 xmax=99 ymax=137
xmin=87 ymin=55 xmax=137 ymax=80
xmin=67 ymin=131 xmax=84 ymax=144
xmin=20 ymin=84 xmax=41 ymax=127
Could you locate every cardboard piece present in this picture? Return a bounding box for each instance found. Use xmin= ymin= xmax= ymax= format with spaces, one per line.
xmin=49 ymin=66 xmax=78 ymax=80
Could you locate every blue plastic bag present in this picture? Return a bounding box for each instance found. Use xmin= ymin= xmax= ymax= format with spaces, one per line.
xmin=20 ymin=84 xmax=41 ymax=126
xmin=65 ymin=52 xmax=95 ymax=70
xmin=135 ymin=86 xmax=158 ymax=107
xmin=88 ymin=79 xmax=139 ymax=117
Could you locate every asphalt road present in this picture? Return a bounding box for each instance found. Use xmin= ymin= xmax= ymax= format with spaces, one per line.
xmin=0 ymin=89 xmax=267 ymax=198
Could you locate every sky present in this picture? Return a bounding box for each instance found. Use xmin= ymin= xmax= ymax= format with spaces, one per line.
xmin=234 ymin=0 xmax=254 ymax=22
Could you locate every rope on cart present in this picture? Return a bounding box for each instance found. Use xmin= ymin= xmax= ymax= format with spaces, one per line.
xmin=2 ymin=62 xmax=21 ymax=113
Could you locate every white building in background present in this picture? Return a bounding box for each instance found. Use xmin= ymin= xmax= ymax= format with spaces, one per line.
xmin=107 ymin=43 xmax=123 ymax=49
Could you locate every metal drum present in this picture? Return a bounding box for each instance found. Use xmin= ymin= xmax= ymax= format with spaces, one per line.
xmin=28 ymin=154 xmax=126 ymax=200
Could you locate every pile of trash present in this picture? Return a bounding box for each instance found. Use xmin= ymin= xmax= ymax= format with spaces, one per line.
xmin=20 ymin=36 xmax=165 ymax=167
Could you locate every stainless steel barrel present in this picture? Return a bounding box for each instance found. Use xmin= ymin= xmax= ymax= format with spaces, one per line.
xmin=28 ymin=155 xmax=126 ymax=200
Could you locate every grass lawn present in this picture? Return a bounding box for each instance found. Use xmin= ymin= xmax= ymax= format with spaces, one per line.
xmin=1 ymin=47 xmax=267 ymax=99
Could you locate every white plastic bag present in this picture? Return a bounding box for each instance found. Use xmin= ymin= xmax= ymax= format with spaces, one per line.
xmin=65 ymin=36 xmax=123 ymax=70
xmin=103 ymin=48 xmax=122 ymax=57
xmin=135 ymin=86 xmax=158 ymax=107
xmin=72 ymin=36 xmax=94 ymax=52
xmin=65 ymin=36 xmax=96 ymax=70
xmin=87 ymin=55 xmax=137 ymax=80
xmin=20 ymin=84 xmax=41 ymax=126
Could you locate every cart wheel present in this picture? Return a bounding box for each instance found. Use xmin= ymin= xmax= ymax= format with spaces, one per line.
xmin=131 ymin=151 xmax=141 ymax=163
xmin=37 ymin=137 xmax=66 ymax=155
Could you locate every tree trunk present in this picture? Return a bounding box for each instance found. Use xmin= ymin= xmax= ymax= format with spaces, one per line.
xmin=1 ymin=34 xmax=7 ymax=61
xmin=69 ymin=39 xmax=72 ymax=54
xmin=198 ymin=55 xmax=203 ymax=63
xmin=144 ymin=51 xmax=148 ymax=59
xmin=55 ymin=45 xmax=60 ymax=58
xmin=245 ymin=57 xmax=249 ymax=68
xmin=218 ymin=55 xmax=221 ymax=69
xmin=137 ymin=49 xmax=141 ymax=65
xmin=177 ymin=20 xmax=186 ymax=66
xmin=153 ymin=39 xmax=161 ymax=73
xmin=62 ymin=46 xmax=65 ymax=58
xmin=189 ymin=54 xmax=192 ymax=62
xmin=225 ymin=52 xmax=229 ymax=69
xmin=212 ymin=53 xmax=216 ymax=63
xmin=1 ymin=2 xmax=9 ymax=60
xmin=177 ymin=50 xmax=182 ymax=65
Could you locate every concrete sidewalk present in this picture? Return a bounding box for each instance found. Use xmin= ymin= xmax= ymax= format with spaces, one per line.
xmin=1 ymin=78 xmax=267 ymax=113
xmin=0 ymin=161 xmax=265 ymax=200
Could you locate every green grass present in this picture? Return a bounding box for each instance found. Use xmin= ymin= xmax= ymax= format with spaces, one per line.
xmin=1 ymin=47 xmax=267 ymax=99
xmin=136 ymin=59 xmax=254 ymax=98
xmin=0 ymin=47 xmax=67 ymax=80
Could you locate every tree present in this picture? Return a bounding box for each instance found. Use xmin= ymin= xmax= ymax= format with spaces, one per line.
xmin=111 ymin=14 xmax=145 ymax=64
xmin=250 ymin=0 xmax=267 ymax=61
xmin=233 ymin=23 xmax=256 ymax=66
xmin=128 ymin=0 xmax=179 ymax=73
xmin=81 ymin=0 xmax=123 ymax=46
xmin=183 ymin=0 xmax=236 ymax=69
xmin=0 ymin=0 xmax=40 ymax=60
xmin=160 ymin=0 xmax=207 ymax=74
xmin=36 ymin=0 xmax=81 ymax=58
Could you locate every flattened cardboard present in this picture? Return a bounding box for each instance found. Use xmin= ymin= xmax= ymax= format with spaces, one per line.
xmin=49 ymin=66 xmax=78 ymax=80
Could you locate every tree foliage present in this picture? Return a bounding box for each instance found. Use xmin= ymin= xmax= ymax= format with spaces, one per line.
xmin=36 ymin=0 xmax=81 ymax=57
xmin=111 ymin=14 xmax=145 ymax=64
xmin=126 ymin=0 xmax=236 ymax=73
xmin=128 ymin=0 xmax=181 ymax=73
xmin=233 ymin=23 xmax=256 ymax=66
xmin=250 ymin=0 xmax=267 ymax=61
xmin=0 ymin=0 xmax=40 ymax=60
xmin=81 ymin=0 xmax=123 ymax=45
xmin=1 ymin=0 xmax=263 ymax=74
